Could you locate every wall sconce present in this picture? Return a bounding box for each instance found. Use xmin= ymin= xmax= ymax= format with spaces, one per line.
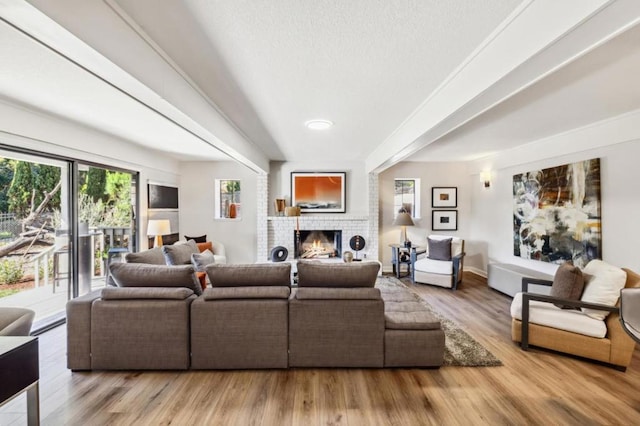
xmin=480 ymin=171 xmax=492 ymax=188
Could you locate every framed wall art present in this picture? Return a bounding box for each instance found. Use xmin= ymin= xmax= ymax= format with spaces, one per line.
xmin=432 ymin=210 xmax=458 ymax=231
xmin=513 ymin=158 xmax=601 ymax=267
xmin=432 ymin=187 xmax=457 ymax=208
xmin=291 ymin=172 xmax=346 ymax=213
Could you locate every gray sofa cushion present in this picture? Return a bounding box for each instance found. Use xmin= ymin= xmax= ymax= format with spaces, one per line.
xmin=162 ymin=239 xmax=199 ymax=265
xmin=206 ymin=263 xmax=291 ymax=287
xmin=203 ymin=286 xmax=291 ymax=300
xmin=297 ymin=261 xmax=379 ymax=288
xmin=295 ymin=287 xmax=381 ymax=300
xmin=191 ymin=250 xmax=215 ymax=272
xmin=124 ymin=247 xmax=166 ymax=265
xmin=109 ymin=263 xmax=203 ymax=295
xmin=101 ymin=287 xmax=194 ymax=300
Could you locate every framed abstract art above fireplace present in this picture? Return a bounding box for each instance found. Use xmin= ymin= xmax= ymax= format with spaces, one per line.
xmin=513 ymin=158 xmax=601 ymax=268
xmin=291 ymin=172 xmax=346 ymax=213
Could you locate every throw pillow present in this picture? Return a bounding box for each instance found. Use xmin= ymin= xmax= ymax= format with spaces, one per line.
xmin=196 ymin=241 xmax=213 ymax=253
xmin=191 ymin=250 xmax=215 ymax=272
xmin=296 ymin=261 xmax=379 ymax=288
xmin=580 ymin=260 xmax=627 ymax=320
xmin=428 ymin=237 xmax=452 ymax=261
xmin=109 ymin=263 xmax=202 ymax=296
xmin=549 ymin=262 xmax=584 ymax=309
xmin=185 ymin=235 xmax=207 ymax=243
xmin=162 ymin=239 xmax=199 ymax=265
xmin=124 ymin=247 xmax=166 ymax=265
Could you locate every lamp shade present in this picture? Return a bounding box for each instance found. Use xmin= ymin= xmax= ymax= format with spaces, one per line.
xmin=147 ymin=219 xmax=171 ymax=236
xmin=392 ymin=212 xmax=415 ymax=227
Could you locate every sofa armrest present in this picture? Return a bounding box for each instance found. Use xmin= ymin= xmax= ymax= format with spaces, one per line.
xmin=521 ymin=277 xmax=553 ymax=293
xmin=203 ymin=286 xmax=291 ymax=300
xmin=101 ymin=287 xmax=194 ymax=300
xmin=66 ymin=289 xmax=103 ymax=370
xmin=295 ymin=287 xmax=381 ymax=300
xmin=520 ymin=291 xmax=618 ymax=350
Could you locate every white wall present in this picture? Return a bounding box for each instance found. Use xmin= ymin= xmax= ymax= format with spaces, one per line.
xmin=269 ymin=161 xmax=369 ymax=216
xmin=379 ymin=161 xmax=471 ymax=271
xmin=179 ymin=161 xmax=258 ymax=264
xmin=468 ymin=111 xmax=640 ymax=276
xmin=0 ymin=100 xmax=181 ymax=249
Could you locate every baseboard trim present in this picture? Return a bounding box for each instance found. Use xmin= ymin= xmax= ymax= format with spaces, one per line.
xmin=465 ymin=267 xmax=487 ymax=278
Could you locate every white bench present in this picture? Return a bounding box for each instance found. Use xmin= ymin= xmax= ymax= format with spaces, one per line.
xmin=487 ymin=263 xmax=553 ymax=297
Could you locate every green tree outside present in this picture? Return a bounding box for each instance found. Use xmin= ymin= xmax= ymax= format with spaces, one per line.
xmin=34 ymin=164 xmax=61 ymax=210
xmin=85 ymin=167 xmax=107 ymax=203
xmin=7 ymin=160 xmax=34 ymax=217
xmin=0 ymin=159 xmax=15 ymax=213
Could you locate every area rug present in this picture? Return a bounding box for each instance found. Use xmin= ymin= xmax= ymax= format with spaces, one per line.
xmin=376 ymin=276 xmax=502 ymax=367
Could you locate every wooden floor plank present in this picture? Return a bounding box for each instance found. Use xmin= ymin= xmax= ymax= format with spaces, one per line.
xmin=1 ymin=272 xmax=639 ymax=425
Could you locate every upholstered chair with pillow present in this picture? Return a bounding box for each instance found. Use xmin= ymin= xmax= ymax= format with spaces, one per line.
xmin=411 ymin=235 xmax=465 ymax=289
xmin=511 ymin=260 xmax=640 ymax=370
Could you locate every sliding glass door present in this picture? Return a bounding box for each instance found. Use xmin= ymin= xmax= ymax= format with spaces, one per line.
xmin=0 ymin=144 xmax=139 ymax=331
xmin=0 ymin=150 xmax=72 ymax=329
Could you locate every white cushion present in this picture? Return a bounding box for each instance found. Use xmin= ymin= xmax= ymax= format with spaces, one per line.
xmin=510 ymin=293 xmax=607 ymax=338
xmin=580 ymin=260 xmax=627 ymax=320
xmin=414 ymin=257 xmax=453 ymax=275
xmin=427 ymin=235 xmax=463 ymax=257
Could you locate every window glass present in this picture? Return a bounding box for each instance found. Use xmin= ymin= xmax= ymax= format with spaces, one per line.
xmin=394 ymin=178 xmax=421 ymax=218
xmin=215 ymin=179 xmax=241 ymax=219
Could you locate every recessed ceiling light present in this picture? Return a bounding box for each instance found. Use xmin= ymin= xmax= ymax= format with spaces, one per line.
xmin=305 ymin=119 xmax=334 ymax=130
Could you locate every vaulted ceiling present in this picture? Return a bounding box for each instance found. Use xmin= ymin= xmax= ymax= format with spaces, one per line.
xmin=2 ymin=1 xmax=640 ymax=173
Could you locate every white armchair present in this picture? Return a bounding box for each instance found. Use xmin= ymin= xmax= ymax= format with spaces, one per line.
xmin=411 ymin=235 xmax=465 ymax=290
xmin=210 ymin=240 xmax=227 ymax=264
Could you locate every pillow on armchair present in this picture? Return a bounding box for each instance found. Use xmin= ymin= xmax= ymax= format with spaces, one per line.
xmin=427 ymin=237 xmax=452 ymax=261
xmin=549 ymin=262 xmax=584 ymax=309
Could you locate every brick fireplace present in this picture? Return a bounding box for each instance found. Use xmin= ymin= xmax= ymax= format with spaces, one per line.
xmin=256 ymin=173 xmax=380 ymax=262
xmin=294 ymin=230 xmax=342 ymax=259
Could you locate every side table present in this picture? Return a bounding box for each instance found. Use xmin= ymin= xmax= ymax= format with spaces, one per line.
xmin=0 ymin=336 xmax=39 ymax=425
xmin=389 ymin=244 xmax=425 ymax=279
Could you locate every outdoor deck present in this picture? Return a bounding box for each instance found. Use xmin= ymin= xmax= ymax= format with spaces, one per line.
xmin=0 ymin=278 xmax=107 ymax=324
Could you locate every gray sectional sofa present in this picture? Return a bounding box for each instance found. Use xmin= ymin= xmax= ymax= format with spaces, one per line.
xmin=66 ymin=261 xmax=444 ymax=371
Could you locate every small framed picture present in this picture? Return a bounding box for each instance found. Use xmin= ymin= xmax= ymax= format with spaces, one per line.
xmin=432 ymin=210 xmax=458 ymax=231
xmin=432 ymin=187 xmax=457 ymax=208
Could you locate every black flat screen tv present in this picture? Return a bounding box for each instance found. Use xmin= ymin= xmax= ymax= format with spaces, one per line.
xmin=148 ymin=183 xmax=179 ymax=209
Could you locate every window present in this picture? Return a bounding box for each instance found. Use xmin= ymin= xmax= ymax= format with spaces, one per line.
xmin=215 ymin=179 xmax=241 ymax=219
xmin=394 ymin=178 xmax=421 ymax=218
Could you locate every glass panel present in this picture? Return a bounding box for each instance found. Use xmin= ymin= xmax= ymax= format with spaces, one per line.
xmin=215 ymin=179 xmax=241 ymax=219
xmin=394 ymin=178 xmax=420 ymax=218
xmin=0 ymin=151 xmax=71 ymax=329
xmin=76 ymin=164 xmax=137 ymax=295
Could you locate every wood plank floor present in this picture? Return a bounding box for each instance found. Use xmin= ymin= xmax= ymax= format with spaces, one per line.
xmin=2 ymin=272 xmax=639 ymax=425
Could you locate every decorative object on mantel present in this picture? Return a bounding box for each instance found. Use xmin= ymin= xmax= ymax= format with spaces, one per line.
xmin=147 ymin=219 xmax=171 ymax=247
xmin=349 ymin=235 xmax=366 ymax=261
xmin=343 ymin=251 xmax=353 ymax=263
xmin=392 ymin=209 xmax=414 ymax=247
xmin=285 ymin=206 xmax=301 ymax=216
xmin=274 ymin=198 xmax=286 ymax=216
xmin=291 ymin=171 xmax=346 ymax=213
xmin=513 ymin=158 xmax=601 ymax=268
xmin=270 ymin=246 xmax=288 ymax=262
xmin=432 ymin=187 xmax=457 ymax=208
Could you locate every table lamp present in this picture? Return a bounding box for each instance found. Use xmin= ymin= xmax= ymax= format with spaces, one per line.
xmin=392 ymin=210 xmax=414 ymax=247
xmin=147 ymin=219 xmax=171 ymax=247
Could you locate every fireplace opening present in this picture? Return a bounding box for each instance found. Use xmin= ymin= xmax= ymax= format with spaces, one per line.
xmin=294 ymin=230 xmax=342 ymax=259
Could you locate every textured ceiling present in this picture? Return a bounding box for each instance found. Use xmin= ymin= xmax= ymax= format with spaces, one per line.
xmin=6 ymin=0 xmax=640 ymax=170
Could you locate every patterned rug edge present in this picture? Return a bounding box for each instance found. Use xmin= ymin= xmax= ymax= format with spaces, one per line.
xmin=376 ymin=276 xmax=503 ymax=367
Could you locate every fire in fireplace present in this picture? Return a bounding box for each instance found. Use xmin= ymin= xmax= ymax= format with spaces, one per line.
xmin=294 ymin=230 xmax=342 ymax=259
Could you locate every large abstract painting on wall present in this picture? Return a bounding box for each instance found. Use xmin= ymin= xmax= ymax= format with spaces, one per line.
xmin=513 ymin=158 xmax=601 ymax=268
